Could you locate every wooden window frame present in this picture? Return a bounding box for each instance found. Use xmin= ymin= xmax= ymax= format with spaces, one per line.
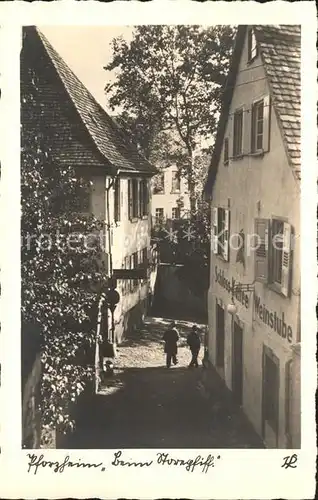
xmin=132 ymin=179 xmax=139 ymax=219
xmin=139 ymin=179 xmax=148 ymax=217
xmin=247 ymin=28 xmax=259 ymax=63
xmin=155 ymin=207 xmax=164 ymax=224
xmin=250 ymin=95 xmax=271 ymax=155
xmin=114 ymin=177 xmax=121 ymax=223
xmin=251 ymin=99 xmax=265 ymax=153
xmin=271 ymin=218 xmax=284 ymax=286
xmin=255 ymin=217 xmax=292 ymax=298
xmin=213 ymin=207 xmax=230 ymax=262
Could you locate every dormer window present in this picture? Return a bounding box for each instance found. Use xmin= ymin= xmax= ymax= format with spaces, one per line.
xmin=247 ymin=28 xmax=258 ymax=63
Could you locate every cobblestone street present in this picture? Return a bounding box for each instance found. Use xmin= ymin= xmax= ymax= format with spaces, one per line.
xmin=64 ymin=317 xmax=264 ymax=449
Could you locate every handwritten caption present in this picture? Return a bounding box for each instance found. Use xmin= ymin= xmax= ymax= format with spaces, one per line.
xmin=27 ymin=450 xmax=221 ymax=475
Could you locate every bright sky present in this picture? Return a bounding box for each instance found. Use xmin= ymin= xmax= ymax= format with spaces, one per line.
xmin=40 ymin=26 xmax=134 ymax=112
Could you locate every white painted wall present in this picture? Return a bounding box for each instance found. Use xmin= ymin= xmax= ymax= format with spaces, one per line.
xmin=90 ymin=173 xmax=152 ymax=343
xmin=151 ymin=164 xmax=190 ymax=220
xmin=207 ymin=32 xmax=300 ymax=448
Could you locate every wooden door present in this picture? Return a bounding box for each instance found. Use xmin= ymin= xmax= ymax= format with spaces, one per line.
xmin=216 ymin=303 xmax=225 ymax=368
xmin=262 ymin=346 xmax=279 ymax=446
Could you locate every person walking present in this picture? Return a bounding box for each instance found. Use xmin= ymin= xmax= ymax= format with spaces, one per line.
xmin=163 ymin=321 xmax=179 ymax=368
xmin=187 ymin=325 xmax=201 ymax=368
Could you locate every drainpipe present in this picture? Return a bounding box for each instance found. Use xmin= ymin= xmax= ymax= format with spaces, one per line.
xmin=94 ymin=171 xmax=118 ymax=393
xmin=105 ymin=175 xmax=117 ymax=343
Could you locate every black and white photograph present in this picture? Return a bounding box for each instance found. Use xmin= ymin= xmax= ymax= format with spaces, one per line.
xmin=0 ymin=2 xmax=317 ymax=499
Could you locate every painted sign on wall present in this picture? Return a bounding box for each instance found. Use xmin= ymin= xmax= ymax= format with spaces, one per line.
xmin=214 ymin=266 xmax=249 ymax=308
xmin=254 ymin=295 xmax=293 ymax=343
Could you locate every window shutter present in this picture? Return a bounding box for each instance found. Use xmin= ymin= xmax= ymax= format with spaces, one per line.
xmin=114 ymin=178 xmax=121 ymax=222
xmin=211 ymin=207 xmax=218 ymax=254
xmin=223 ymin=209 xmax=230 ymax=262
xmin=128 ymin=179 xmax=132 ymax=219
xmin=255 ymin=218 xmax=270 ymax=282
xmin=263 ymin=95 xmax=271 ymax=152
xmin=243 ymin=106 xmax=252 ymax=156
xmin=144 ymin=179 xmax=149 ymax=215
xmin=139 ymin=180 xmax=143 ymax=218
xmin=281 ymin=222 xmax=292 ymax=297
xmin=224 ymin=138 xmax=229 ymax=165
xmin=136 ymin=180 xmax=141 ymax=218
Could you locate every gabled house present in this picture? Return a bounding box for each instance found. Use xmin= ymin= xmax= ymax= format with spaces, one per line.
xmin=21 ymin=27 xmax=157 ymax=345
xmin=152 ymin=164 xmax=190 ymax=223
xmin=204 ymin=25 xmax=300 ymax=448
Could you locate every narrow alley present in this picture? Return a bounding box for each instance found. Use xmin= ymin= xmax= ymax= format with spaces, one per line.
xmin=63 ymin=317 xmax=264 ymax=449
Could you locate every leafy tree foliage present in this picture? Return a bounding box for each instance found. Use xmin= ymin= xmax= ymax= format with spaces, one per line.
xmin=105 ymin=25 xmax=235 ymax=213
xmin=21 ymin=66 xmax=106 ymax=435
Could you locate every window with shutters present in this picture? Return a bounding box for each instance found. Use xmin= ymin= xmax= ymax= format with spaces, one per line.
xmin=128 ymin=178 xmax=139 ymax=220
xmin=233 ymin=109 xmax=243 ymax=158
xmin=212 ymin=207 xmax=230 ymax=262
xmin=254 ymin=218 xmax=292 ymax=297
xmin=251 ymin=100 xmax=264 ymax=152
xmin=272 ymin=219 xmax=284 ymax=285
xmin=132 ymin=179 xmax=139 ymax=218
xmin=251 ymin=95 xmax=271 ymax=154
xmin=139 ymin=179 xmax=148 ymax=216
xmin=223 ymin=137 xmax=229 ymax=165
xmin=247 ymin=29 xmax=259 ymax=63
xmin=114 ymin=178 xmax=121 ymax=222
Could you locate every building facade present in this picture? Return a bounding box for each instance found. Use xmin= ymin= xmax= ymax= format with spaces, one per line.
xmin=22 ymin=27 xmax=157 ymax=346
xmin=151 ymin=164 xmax=190 ymax=223
xmin=204 ymin=25 xmax=301 ymax=448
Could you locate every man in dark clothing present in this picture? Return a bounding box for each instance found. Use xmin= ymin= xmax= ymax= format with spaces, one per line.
xmin=163 ymin=321 xmax=179 ymax=368
xmin=187 ymin=325 xmax=201 ymax=368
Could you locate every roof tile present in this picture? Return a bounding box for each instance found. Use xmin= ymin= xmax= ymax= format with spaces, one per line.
xmin=254 ymin=25 xmax=301 ymax=180
xmin=23 ymin=27 xmax=156 ymax=176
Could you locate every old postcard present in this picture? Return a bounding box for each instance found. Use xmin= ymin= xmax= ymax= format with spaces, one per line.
xmin=0 ymin=1 xmax=317 ymax=499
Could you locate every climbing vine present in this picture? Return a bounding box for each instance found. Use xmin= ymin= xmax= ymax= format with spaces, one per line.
xmin=21 ymin=49 xmax=106 ymax=436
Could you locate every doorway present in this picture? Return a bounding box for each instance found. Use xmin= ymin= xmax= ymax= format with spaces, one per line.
xmin=232 ymin=321 xmax=243 ymax=406
xmin=262 ymin=346 xmax=279 ymax=447
xmin=216 ymin=302 xmax=225 ymax=368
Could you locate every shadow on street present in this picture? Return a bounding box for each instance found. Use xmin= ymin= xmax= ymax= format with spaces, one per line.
xmin=62 ymin=355 xmax=264 ymax=449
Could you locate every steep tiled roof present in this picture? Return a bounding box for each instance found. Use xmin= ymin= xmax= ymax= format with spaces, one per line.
xmin=22 ymin=27 xmax=156 ymax=176
xmin=204 ymin=25 xmax=301 ymax=197
xmin=254 ymin=25 xmax=301 ymax=181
